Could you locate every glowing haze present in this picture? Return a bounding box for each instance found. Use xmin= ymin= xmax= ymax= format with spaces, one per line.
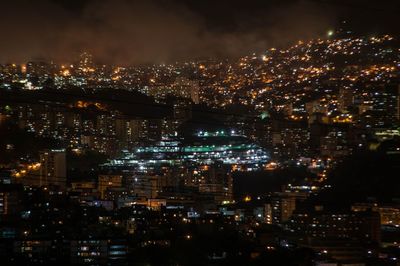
xmin=0 ymin=0 xmax=398 ymax=65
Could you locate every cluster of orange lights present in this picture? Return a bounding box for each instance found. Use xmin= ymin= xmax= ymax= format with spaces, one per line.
xmin=13 ymin=163 xmax=41 ymax=178
xmin=75 ymin=101 xmax=107 ymax=110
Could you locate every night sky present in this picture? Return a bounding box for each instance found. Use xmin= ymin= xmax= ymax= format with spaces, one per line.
xmin=1 ymin=0 xmax=399 ymax=64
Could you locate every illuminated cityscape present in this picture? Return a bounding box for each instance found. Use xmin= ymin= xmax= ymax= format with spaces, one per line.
xmin=1 ymin=0 xmax=400 ymax=265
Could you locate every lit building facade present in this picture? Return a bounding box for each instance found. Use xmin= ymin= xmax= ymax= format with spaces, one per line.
xmin=39 ymin=149 xmax=66 ymax=189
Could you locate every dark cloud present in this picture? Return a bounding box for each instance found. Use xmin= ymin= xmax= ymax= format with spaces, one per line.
xmin=0 ymin=0 xmax=345 ymax=64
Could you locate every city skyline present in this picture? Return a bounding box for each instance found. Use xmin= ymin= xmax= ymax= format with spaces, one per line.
xmin=1 ymin=1 xmax=400 ymax=265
